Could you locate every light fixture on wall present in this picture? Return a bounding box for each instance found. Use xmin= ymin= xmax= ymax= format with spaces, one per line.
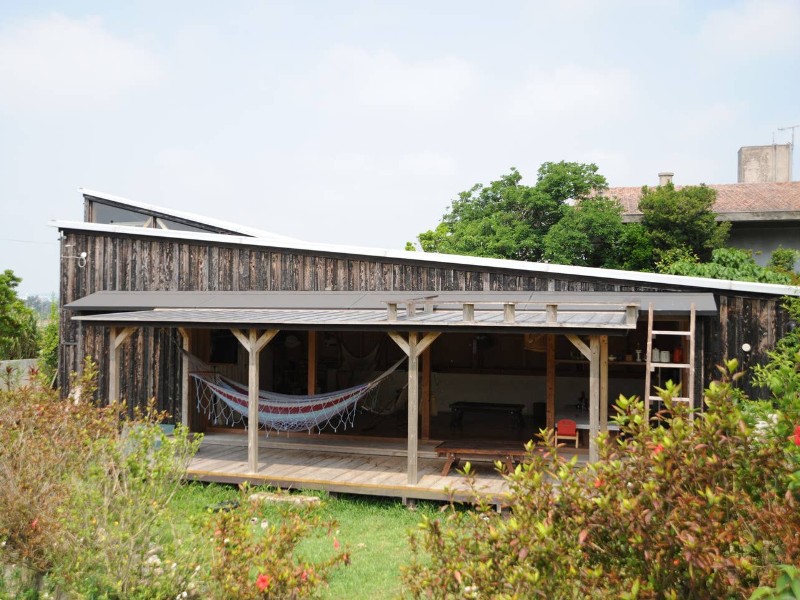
xmin=62 ymin=245 xmax=88 ymax=268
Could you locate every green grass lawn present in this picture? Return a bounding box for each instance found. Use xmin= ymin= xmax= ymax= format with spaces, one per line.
xmin=169 ymin=482 xmax=442 ymax=599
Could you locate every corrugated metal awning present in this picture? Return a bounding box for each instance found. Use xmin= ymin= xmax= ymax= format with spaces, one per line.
xmin=68 ymin=291 xmax=717 ymax=335
xmin=66 ymin=290 xmax=718 ymax=315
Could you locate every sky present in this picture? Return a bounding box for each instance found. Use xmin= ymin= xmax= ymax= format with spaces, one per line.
xmin=1 ymin=1 xmax=799 ymax=296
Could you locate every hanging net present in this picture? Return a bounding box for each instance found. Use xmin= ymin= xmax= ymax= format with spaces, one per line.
xmin=190 ymin=356 xmax=406 ymax=434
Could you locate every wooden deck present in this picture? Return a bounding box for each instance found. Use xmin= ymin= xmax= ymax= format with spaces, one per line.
xmin=187 ymin=432 xmax=589 ymax=502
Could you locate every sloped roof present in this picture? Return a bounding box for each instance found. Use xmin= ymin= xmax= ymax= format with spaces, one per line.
xmin=51 ymin=218 xmax=800 ymax=298
xmin=81 ymin=188 xmax=304 ymax=244
xmin=66 ymin=290 xmax=718 ymax=316
xmin=609 ymin=181 xmax=800 ymax=220
xmin=69 ymin=290 xmax=717 ymax=334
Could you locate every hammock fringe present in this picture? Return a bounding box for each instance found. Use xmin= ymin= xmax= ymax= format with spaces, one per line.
xmin=190 ymin=355 xmax=406 ymax=434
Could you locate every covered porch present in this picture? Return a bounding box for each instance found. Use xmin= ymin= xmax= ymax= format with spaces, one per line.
xmin=186 ymin=431 xmax=589 ymax=502
xmin=69 ymin=291 xmax=714 ymax=497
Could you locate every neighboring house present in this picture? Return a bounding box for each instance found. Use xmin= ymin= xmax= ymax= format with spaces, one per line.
xmin=52 ymin=189 xmax=800 ymax=501
xmin=610 ymin=173 xmax=800 ymax=267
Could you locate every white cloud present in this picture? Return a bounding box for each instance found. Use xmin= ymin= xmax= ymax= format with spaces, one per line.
xmin=699 ymin=0 xmax=800 ymax=57
xmin=0 ymin=14 xmax=162 ymax=110
xmin=506 ymin=65 xmax=634 ymax=120
xmin=314 ymin=45 xmax=475 ymax=111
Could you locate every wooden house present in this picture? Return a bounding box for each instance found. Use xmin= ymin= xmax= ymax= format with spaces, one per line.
xmin=53 ymin=189 xmax=800 ymax=502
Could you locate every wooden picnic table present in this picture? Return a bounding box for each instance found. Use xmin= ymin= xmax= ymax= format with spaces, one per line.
xmin=435 ymin=440 xmax=529 ymax=476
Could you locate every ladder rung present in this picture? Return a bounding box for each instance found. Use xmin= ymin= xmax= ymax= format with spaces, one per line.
xmin=650 ymin=362 xmax=691 ymax=369
xmin=652 ymin=330 xmax=691 ymax=336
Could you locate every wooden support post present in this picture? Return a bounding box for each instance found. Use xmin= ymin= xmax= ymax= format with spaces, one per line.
xmin=546 ymin=304 xmax=558 ymax=324
xmin=307 ymin=331 xmax=317 ymax=394
xmin=626 ymin=304 xmax=638 ymax=326
xmin=503 ymin=303 xmax=515 ymax=323
xmin=108 ymin=326 xmax=135 ymax=404
xmin=463 ymin=303 xmax=474 ymax=322
xmin=231 ymin=328 xmax=279 ymax=474
xmin=109 ymin=327 xmax=119 ymax=404
xmin=589 ymin=336 xmax=600 ymax=463
xmin=600 ymin=335 xmax=608 ymax=433
xmin=422 ymin=345 xmax=431 ymax=440
xmin=387 ymin=303 xmax=397 ymax=321
xmin=247 ymin=329 xmax=260 ymax=473
xmin=407 ymin=332 xmax=419 ymax=484
xmin=388 ymin=331 xmax=440 ymax=484
xmin=546 ymin=334 xmax=556 ymax=433
xmin=178 ymin=328 xmax=190 ymax=427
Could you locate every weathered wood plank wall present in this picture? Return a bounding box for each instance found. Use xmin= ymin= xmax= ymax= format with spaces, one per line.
xmin=59 ymin=230 xmax=789 ymax=412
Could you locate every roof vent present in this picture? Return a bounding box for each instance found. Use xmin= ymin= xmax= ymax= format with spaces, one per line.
xmin=658 ymin=172 xmax=674 ymax=186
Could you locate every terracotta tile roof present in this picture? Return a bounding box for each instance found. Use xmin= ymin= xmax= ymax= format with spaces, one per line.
xmin=607 ymin=181 xmax=800 ymax=218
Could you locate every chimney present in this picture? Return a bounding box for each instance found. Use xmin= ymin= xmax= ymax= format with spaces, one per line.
xmin=658 ymin=172 xmax=674 ymax=186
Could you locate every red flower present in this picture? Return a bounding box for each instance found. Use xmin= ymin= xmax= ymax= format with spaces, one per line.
xmin=300 ymin=569 xmax=308 ymax=582
xmin=593 ymin=478 xmax=604 ymax=489
xmin=793 ymin=425 xmax=800 ymax=446
xmin=653 ymin=444 xmax=664 ymax=456
xmin=333 ymin=538 xmax=340 ymax=549
xmin=256 ymin=573 xmax=271 ymax=591
xmin=31 ymin=518 xmax=38 ymax=530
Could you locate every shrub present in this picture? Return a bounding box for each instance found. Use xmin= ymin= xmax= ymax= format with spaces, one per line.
xmin=403 ymin=368 xmax=800 ymax=599
xmin=0 ymin=361 xmax=114 ymax=574
xmin=205 ymin=487 xmax=349 ymax=599
xmin=0 ymin=359 xmax=204 ymax=598
xmin=49 ymin=406 xmax=203 ymax=598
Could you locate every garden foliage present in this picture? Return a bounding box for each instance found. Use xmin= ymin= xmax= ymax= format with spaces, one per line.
xmin=0 ymin=359 xmax=349 ymax=598
xmin=205 ymin=488 xmax=349 ymax=599
xmin=403 ymin=365 xmax=800 ymax=599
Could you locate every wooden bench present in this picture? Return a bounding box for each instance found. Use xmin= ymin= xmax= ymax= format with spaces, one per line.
xmin=435 ymin=440 xmax=529 ymax=476
xmin=449 ymin=401 xmax=525 ymax=429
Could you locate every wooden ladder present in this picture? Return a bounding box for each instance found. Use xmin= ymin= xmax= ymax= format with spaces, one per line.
xmin=644 ymin=303 xmax=696 ymax=419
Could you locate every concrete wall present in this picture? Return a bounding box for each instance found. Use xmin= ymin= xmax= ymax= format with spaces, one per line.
xmin=738 ymin=144 xmax=792 ymax=183
xmin=0 ymin=358 xmax=39 ymax=390
xmin=728 ymin=223 xmax=800 ymax=268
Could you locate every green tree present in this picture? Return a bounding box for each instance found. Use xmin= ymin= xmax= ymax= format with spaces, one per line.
xmin=413 ymin=162 xmax=607 ymax=262
xmin=535 ymin=160 xmax=607 ymax=203
xmin=639 ymin=183 xmax=730 ymax=261
xmin=542 ymin=196 xmax=653 ymax=270
xmin=38 ymin=301 xmax=59 ymax=384
xmin=767 ymin=246 xmax=800 ymax=282
xmin=0 ymin=269 xmax=38 ymax=360
xmin=658 ymin=247 xmax=795 ymax=284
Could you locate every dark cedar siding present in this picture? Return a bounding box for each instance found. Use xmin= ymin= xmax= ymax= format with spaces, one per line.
xmin=59 ymin=229 xmax=790 ymax=411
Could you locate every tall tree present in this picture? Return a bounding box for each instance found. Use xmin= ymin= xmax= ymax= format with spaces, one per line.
xmin=542 ymin=197 xmax=653 ymax=270
xmin=413 ymin=162 xmax=607 ymax=262
xmin=0 ymin=269 xmax=39 ymax=360
xmin=638 ymin=183 xmax=729 ymax=262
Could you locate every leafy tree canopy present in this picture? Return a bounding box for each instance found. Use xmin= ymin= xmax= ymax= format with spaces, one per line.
xmin=0 ymin=269 xmax=39 ymax=360
xmin=542 ymin=197 xmax=653 ymax=270
xmin=413 ymin=162 xmax=607 ymax=262
xmin=638 ymin=183 xmax=730 ymax=262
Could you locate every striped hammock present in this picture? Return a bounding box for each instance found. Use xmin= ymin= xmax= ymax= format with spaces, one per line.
xmin=191 ymin=357 xmax=405 ymax=434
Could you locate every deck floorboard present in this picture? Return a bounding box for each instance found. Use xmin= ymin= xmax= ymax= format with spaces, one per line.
xmin=186 ymin=432 xmax=585 ymax=501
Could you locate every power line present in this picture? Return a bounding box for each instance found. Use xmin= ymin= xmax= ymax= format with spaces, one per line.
xmin=0 ymin=237 xmax=59 ymax=245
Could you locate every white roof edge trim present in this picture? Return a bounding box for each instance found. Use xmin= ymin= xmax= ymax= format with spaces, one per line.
xmin=78 ymin=187 xmax=304 ymax=244
xmin=49 ymin=219 xmax=800 ymax=297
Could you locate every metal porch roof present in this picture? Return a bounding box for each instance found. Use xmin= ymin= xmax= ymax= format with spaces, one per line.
xmin=69 ymin=291 xmax=717 ymax=335
xmin=66 ymin=290 xmax=718 ymax=315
